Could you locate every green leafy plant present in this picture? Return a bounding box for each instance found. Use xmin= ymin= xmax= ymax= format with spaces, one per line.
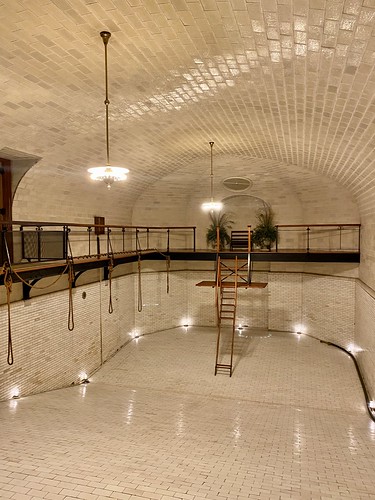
xmin=252 ymin=206 xmax=277 ymax=251
xmin=206 ymin=211 xmax=234 ymax=250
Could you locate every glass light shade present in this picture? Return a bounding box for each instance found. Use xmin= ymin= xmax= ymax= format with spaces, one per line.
xmin=201 ymin=200 xmax=223 ymax=212
xmin=88 ymin=166 xmax=129 ymax=189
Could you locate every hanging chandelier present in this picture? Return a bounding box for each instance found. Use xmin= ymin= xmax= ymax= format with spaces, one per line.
xmin=88 ymin=31 xmax=129 ymax=189
xmin=201 ymin=141 xmax=223 ymax=212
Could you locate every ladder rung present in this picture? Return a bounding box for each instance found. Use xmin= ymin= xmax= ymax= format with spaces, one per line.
xmin=216 ymin=364 xmax=232 ymax=369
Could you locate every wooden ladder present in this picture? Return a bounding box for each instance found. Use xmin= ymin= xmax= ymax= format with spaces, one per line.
xmin=214 ymin=256 xmax=240 ymax=376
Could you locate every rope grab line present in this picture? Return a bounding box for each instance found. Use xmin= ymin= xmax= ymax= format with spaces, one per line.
xmin=136 ymin=248 xmax=171 ymax=313
xmin=108 ymin=255 xmax=114 ymax=314
xmin=3 ymin=264 xmax=13 ymax=366
xmin=67 ymin=258 xmax=75 ymax=331
xmin=2 ymin=259 xmax=73 ymax=365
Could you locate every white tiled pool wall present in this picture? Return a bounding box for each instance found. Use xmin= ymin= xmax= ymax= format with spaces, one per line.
xmin=0 ymin=269 xmax=373 ymax=402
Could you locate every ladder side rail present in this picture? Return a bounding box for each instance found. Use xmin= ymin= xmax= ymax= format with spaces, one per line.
xmin=229 ymin=256 xmax=238 ymax=376
xmin=247 ymin=225 xmax=252 ymax=284
xmin=214 ymin=256 xmax=222 ymax=374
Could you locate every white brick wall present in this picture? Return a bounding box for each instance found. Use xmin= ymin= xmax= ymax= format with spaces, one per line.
xmin=302 ymin=274 xmax=355 ymax=345
xmin=268 ymin=273 xmax=303 ymax=332
xmin=355 ymin=282 xmax=375 ymax=401
xmin=2 ymin=268 xmax=371 ymax=402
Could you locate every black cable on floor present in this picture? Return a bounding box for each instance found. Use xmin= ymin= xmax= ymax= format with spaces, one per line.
xmin=319 ymin=339 xmax=375 ymax=423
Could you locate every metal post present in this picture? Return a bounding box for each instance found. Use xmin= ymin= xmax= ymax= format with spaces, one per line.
xmin=339 ymin=225 xmax=342 ymax=250
xmin=167 ymin=229 xmax=170 ymax=252
xmin=216 ymin=225 xmax=220 ymax=253
xmin=63 ymin=226 xmax=68 ymax=260
xmin=97 ymin=235 xmax=100 ymax=257
xmin=193 ymin=227 xmax=196 ymax=252
xmin=358 ymin=225 xmax=361 ymax=253
xmin=247 ymin=225 xmax=251 ymax=284
xmin=122 ymin=227 xmax=125 ymax=252
xmin=87 ymin=226 xmax=92 ymax=256
xmin=275 ymin=225 xmax=278 ymax=252
xmin=147 ymin=228 xmax=149 ymax=250
xmin=20 ymin=226 xmax=24 ymax=261
xmin=307 ymin=226 xmax=310 ymax=253
xmin=36 ymin=226 xmax=42 ymax=261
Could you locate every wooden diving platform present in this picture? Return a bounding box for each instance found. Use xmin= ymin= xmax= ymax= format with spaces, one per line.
xmin=196 ymin=281 xmax=267 ymax=288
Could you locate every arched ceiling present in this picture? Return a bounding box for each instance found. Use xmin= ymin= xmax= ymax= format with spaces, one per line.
xmin=1 ymin=0 xmax=375 ymax=220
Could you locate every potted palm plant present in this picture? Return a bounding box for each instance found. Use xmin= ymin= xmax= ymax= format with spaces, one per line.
xmin=252 ymin=206 xmax=277 ymax=251
xmin=206 ymin=211 xmax=234 ymax=250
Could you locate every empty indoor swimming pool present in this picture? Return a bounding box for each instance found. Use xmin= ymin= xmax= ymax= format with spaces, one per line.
xmin=1 ymin=327 xmax=375 ymax=500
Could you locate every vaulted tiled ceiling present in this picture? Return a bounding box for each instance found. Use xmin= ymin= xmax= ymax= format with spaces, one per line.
xmin=1 ymin=0 xmax=375 ymax=216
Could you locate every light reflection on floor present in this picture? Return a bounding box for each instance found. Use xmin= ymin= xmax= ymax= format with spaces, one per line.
xmin=1 ymin=327 xmax=375 ymax=499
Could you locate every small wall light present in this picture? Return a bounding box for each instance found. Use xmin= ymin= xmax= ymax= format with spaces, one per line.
xmin=11 ymin=388 xmax=20 ymax=399
xmin=80 ymin=372 xmax=90 ymax=384
xmin=347 ymin=343 xmax=363 ymax=354
xmin=180 ymin=318 xmax=192 ymax=328
xmin=294 ymin=324 xmax=305 ymax=335
xmin=368 ymin=401 xmax=375 ymax=411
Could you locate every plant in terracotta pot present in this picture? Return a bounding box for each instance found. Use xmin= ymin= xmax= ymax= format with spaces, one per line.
xmin=206 ymin=211 xmax=234 ymax=250
xmin=252 ymin=206 xmax=277 ymax=251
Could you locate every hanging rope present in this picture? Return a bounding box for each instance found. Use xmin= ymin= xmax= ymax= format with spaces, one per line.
xmin=137 ymin=254 xmax=143 ymax=312
xmin=67 ymin=259 xmax=75 ymax=331
xmin=151 ymin=248 xmax=171 ymax=294
xmin=3 ymin=264 xmax=13 ymax=365
xmin=10 ymin=262 xmax=69 ymax=290
xmin=108 ymin=255 xmax=114 ymax=314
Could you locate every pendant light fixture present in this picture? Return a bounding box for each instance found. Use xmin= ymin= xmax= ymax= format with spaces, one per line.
xmin=88 ymin=31 xmax=129 ymax=189
xmin=201 ymin=141 xmax=223 ymax=212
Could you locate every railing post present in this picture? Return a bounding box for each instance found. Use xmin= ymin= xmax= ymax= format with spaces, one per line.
xmin=122 ymin=227 xmax=125 ymax=252
xmin=275 ymin=225 xmax=278 ymax=252
xmin=247 ymin=225 xmax=251 ymax=284
xmin=147 ymin=228 xmax=149 ymax=250
xmin=193 ymin=227 xmax=196 ymax=252
xmin=36 ymin=226 xmax=42 ymax=261
xmin=63 ymin=226 xmax=68 ymax=260
xmin=87 ymin=226 xmax=92 ymax=256
xmin=358 ymin=225 xmax=361 ymax=253
xmin=216 ymin=225 xmax=220 ymax=253
xmin=247 ymin=225 xmax=251 ymax=253
xmin=338 ymin=225 xmax=342 ymax=250
xmin=167 ymin=228 xmax=170 ymax=252
xmin=306 ymin=226 xmax=310 ymax=253
xmin=20 ymin=225 xmax=24 ymax=261
xmin=96 ymin=234 xmax=100 ymax=257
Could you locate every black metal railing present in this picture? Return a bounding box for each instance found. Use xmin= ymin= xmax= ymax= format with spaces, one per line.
xmin=0 ymin=221 xmax=197 ymax=266
xmin=275 ymin=224 xmax=361 ymax=253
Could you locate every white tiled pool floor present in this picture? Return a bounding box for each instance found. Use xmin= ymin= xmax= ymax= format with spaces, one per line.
xmin=1 ymin=327 xmax=375 ymax=500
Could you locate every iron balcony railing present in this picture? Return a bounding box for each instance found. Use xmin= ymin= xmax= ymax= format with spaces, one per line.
xmin=0 ymin=221 xmax=197 ymax=265
xmin=0 ymin=221 xmax=360 ymax=267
